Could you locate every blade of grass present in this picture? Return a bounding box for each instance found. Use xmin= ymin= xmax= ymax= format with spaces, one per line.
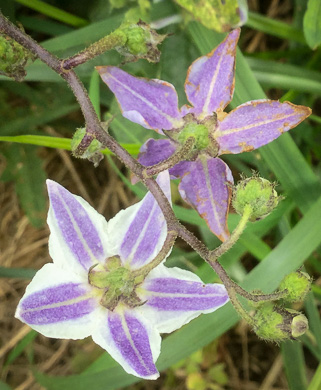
xmin=14 ymin=0 xmax=88 ymax=27
xmin=4 ymin=331 xmax=37 ymax=367
xmin=88 ymin=71 xmax=101 ymax=119
xmin=247 ymin=11 xmax=306 ymax=44
xmin=281 ymin=341 xmax=307 ymax=390
xmin=0 ymin=266 xmax=37 ymax=279
xmin=0 ymin=135 xmax=140 ymax=155
xmin=307 ymin=362 xmax=321 ymax=390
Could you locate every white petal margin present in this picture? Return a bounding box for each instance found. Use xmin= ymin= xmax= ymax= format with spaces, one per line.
xmin=137 ymin=264 xmax=229 ymax=334
xmin=107 ymin=171 xmax=171 ymax=270
xmin=47 ymin=180 xmax=111 ymax=275
xmin=15 ymin=264 xmax=100 ymax=339
xmin=92 ymin=307 xmax=161 ymax=379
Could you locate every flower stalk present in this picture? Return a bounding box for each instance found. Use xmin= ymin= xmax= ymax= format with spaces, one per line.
xmin=1 ymin=11 xmax=310 ymax=344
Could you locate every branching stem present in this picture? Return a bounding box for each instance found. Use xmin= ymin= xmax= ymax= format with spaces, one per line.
xmin=0 ymin=12 xmax=287 ymax=327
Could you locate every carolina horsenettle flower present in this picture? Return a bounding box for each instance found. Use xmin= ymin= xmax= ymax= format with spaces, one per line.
xmin=97 ymin=28 xmax=311 ymax=241
xmin=16 ymin=172 xmax=229 ymax=380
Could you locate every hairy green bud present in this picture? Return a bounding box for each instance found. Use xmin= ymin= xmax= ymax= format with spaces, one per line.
xmin=0 ymin=34 xmax=33 ymax=81
xmin=253 ymin=303 xmax=308 ymax=342
xmin=279 ymin=271 xmax=312 ymax=303
xmin=116 ymin=21 xmax=166 ymax=63
xmin=71 ymin=128 xmax=104 ymax=167
xmin=233 ymin=175 xmax=281 ymax=221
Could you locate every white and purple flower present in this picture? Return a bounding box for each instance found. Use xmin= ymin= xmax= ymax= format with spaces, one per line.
xmin=16 ymin=172 xmax=229 ymax=379
xmin=97 ymin=28 xmax=311 ymax=241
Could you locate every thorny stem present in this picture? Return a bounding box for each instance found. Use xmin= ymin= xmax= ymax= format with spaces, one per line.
xmin=0 ymin=12 xmax=287 ymax=324
xmin=143 ymin=137 xmax=195 ymax=178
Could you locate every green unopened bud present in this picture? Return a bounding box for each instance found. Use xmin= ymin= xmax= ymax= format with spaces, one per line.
xmin=71 ymin=128 xmax=104 ymax=167
xmin=0 ymin=34 xmax=33 ymax=81
xmin=233 ymin=175 xmax=281 ymax=221
xmin=254 ymin=303 xmax=308 ymax=342
xmin=116 ymin=21 xmax=166 ymax=63
xmin=279 ymin=271 xmax=312 ymax=303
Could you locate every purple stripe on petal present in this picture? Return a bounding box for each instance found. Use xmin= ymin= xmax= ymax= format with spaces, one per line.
xmin=146 ymin=295 xmax=228 ymax=311
xmin=97 ymin=66 xmax=183 ymax=132
xmin=48 ymin=181 xmax=104 ymax=269
xmin=216 ymin=100 xmax=312 ymax=154
xmin=175 ymin=157 xmax=233 ymax=241
xmin=144 ymin=277 xmax=228 ymax=311
xmin=185 ymin=29 xmax=240 ymax=117
xmin=108 ymin=312 xmax=158 ymax=378
xmin=120 ymin=172 xmax=170 ymax=266
xmin=145 ymin=277 xmax=225 ymax=295
xmin=20 ymin=299 xmax=95 ymax=325
xmin=21 ymin=283 xmax=88 ymax=310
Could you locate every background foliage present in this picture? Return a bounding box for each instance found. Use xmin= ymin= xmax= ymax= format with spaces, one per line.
xmin=1 ymin=0 xmax=321 ymax=389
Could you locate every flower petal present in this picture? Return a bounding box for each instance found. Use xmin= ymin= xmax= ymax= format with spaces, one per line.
xmin=15 ymin=264 xmax=98 ymax=339
xmin=47 ymin=180 xmax=110 ymax=274
xmin=138 ymin=264 xmax=229 ymax=333
xmin=172 ymin=157 xmax=233 ymax=241
xmin=185 ymin=29 xmax=240 ymax=118
xmin=216 ymin=100 xmax=312 ymax=154
xmin=97 ymin=66 xmax=183 ymax=133
xmin=108 ymin=171 xmax=171 ymax=269
xmin=138 ymin=138 xmax=177 ymax=167
xmin=92 ymin=308 xmax=160 ymax=379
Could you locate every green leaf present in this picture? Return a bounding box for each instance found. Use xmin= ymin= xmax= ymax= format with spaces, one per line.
xmin=307 ymin=362 xmax=321 ymax=390
xmin=304 ymin=0 xmax=321 ymax=49
xmin=1 ymin=144 xmax=47 ymax=228
xmin=5 ymin=331 xmax=37 ymax=367
xmin=0 ymin=135 xmax=141 ymax=156
xmin=14 ymin=0 xmax=88 ymax=27
xmin=282 ymin=341 xmax=307 ymax=390
xmin=0 ymin=266 xmax=37 ymax=279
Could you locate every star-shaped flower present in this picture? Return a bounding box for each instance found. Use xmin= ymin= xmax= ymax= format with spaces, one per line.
xmin=97 ymin=28 xmax=311 ymax=241
xmin=15 ymin=172 xmax=229 ymax=380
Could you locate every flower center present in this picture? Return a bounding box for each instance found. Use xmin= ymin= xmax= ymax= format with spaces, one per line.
xmin=176 ymin=113 xmax=220 ymax=157
xmin=88 ymin=256 xmax=144 ymax=311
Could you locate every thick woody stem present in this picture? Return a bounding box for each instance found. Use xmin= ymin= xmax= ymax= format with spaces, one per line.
xmin=0 ymin=12 xmax=286 ymax=315
xmin=143 ymin=137 xmax=195 ymax=178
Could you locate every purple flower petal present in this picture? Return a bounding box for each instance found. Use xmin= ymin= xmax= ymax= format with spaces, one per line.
xmin=15 ymin=264 xmax=98 ymax=339
xmin=108 ymin=171 xmax=171 ymax=268
xmin=173 ymin=157 xmax=233 ymax=241
xmin=185 ymin=29 xmax=240 ymax=118
xmin=47 ymin=180 xmax=110 ymax=273
xmin=138 ymin=264 xmax=229 ymax=333
xmin=138 ymin=138 xmax=177 ymax=167
xmin=216 ymin=100 xmax=312 ymax=154
xmin=92 ymin=309 xmax=161 ymax=379
xmin=97 ymin=66 xmax=183 ymax=133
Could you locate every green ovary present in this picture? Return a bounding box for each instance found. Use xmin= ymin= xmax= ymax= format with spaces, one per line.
xmin=178 ymin=123 xmax=210 ymax=150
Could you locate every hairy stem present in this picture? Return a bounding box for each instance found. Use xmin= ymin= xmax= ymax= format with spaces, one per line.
xmin=210 ymin=204 xmax=252 ymax=261
xmin=0 ymin=12 xmax=286 ymax=324
xmin=131 ymin=230 xmax=177 ymax=278
xmin=143 ymin=137 xmax=195 ymax=177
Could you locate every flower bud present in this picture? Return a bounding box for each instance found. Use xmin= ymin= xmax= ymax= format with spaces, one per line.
xmin=0 ymin=34 xmax=33 ymax=81
xmin=116 ymin=21 xmax=166 ymax=63
xmin=232 ymin=175 xmax=281 ymax=221
xmin=279 ymin=271 xmax=311 ymax=303
xmin=71 ymin=128 xmax=104 ymax=167
xmin=253 ymin=303 xmax=308 ymax=342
